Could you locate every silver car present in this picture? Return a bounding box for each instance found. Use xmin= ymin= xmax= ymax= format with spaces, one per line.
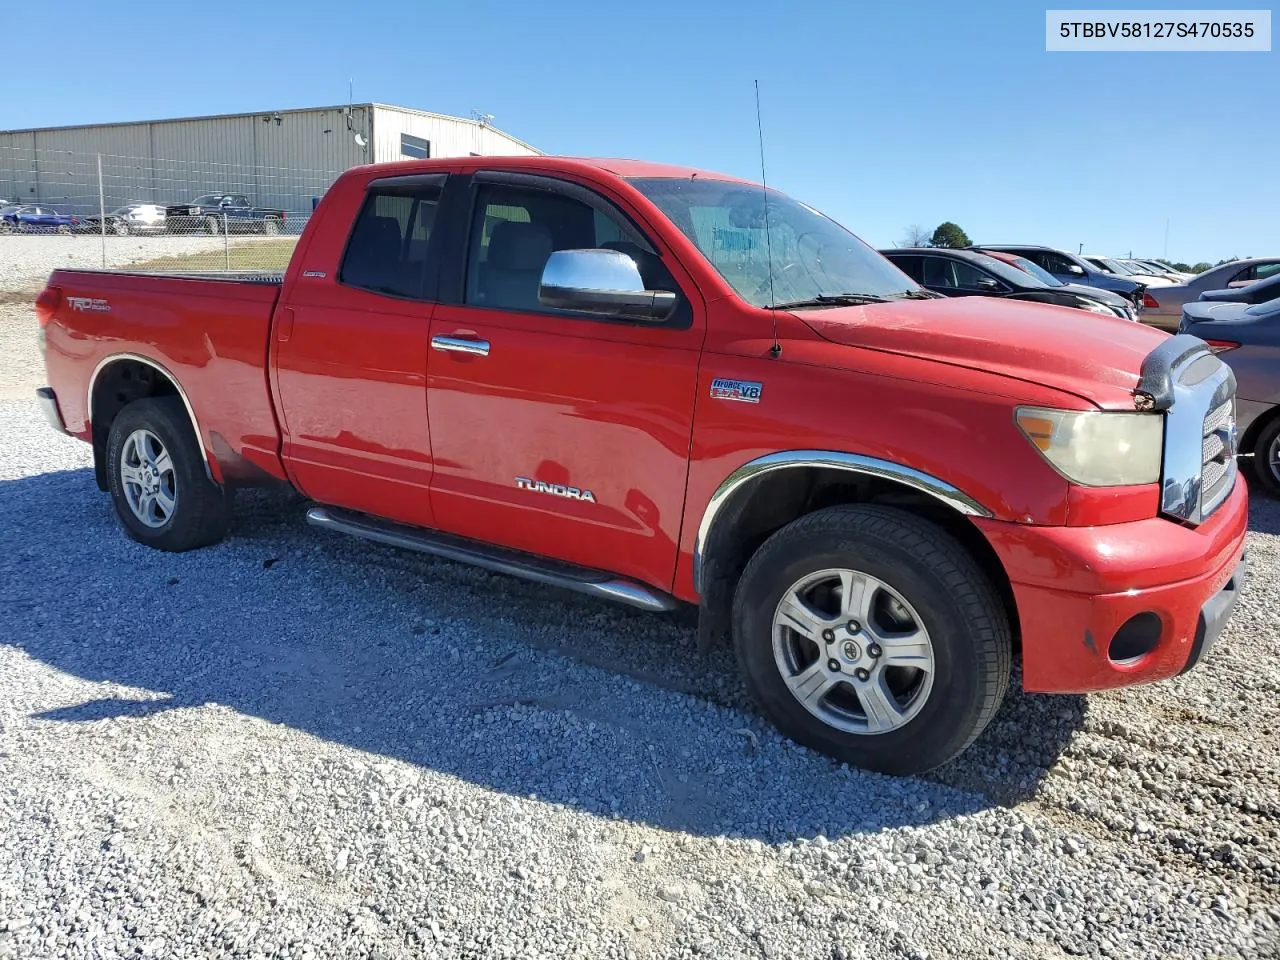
xmin=1144 ymin=257 xmax=1280 ymax=329
xmin=1178 ymin=291 xmax=1280 ymax=495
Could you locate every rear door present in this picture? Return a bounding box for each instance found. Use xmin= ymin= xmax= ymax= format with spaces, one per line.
xmin=425 ymin=171 xmax=704 ymax=589
xmin=272 ymin=173 xmax=447 ymax=529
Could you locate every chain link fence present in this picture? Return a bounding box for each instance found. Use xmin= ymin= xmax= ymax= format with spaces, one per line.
xmin=0 ymin=144 xmax=352 ymax=275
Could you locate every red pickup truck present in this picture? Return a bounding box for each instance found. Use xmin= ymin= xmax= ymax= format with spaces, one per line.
xmin=34 ymin=156 xmax=1249 ymax=775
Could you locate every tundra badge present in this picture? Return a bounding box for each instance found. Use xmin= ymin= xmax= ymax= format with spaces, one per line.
xmin=515 ymin=477 xmax=597 ymax=503
xmin=709 ymin=378 xmax=762 ymax=403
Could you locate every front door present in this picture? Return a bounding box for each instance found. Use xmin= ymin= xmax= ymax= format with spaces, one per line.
xmin=426 ymin=172 xmax=704 ymax=590
xmin=272 ymin=173 xmax=446 ymax=529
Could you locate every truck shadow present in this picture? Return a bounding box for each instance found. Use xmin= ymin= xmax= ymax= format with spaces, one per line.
xmin=7 ymin=470 xmax=1093 ymax=841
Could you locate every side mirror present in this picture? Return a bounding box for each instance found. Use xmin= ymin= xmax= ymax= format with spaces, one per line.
xmin=1067 ymin=264 xmax=1086 ymax=276
xmin=538 ymin=249 xmax=677 ymax=322
xmin=976 ymin=277 xmax=1001 ymax=291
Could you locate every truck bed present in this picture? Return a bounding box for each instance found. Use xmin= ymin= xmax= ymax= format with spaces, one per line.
xmin=42 ymin=268 xmax=287 ymax=484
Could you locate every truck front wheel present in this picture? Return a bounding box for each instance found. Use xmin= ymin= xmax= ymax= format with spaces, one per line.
xmin=105 ymin=397 xmax=229 ymax=552
xmin=732 ymin=504 xmax=1011 ymax=775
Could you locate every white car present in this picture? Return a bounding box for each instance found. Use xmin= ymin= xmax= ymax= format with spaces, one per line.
xmin=1126 ymin=259 xmax=1194 ymax=282
xmin=1083 ymin=255 xmax=1174 ymax=287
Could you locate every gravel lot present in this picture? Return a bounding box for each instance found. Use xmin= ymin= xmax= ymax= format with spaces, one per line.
xmin=0 ymin=235 xmax=279 ymax=291
xmin=0 ymin=287 xmax=1277 ymax=959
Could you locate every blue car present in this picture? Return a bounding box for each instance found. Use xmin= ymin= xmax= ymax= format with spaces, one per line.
xmin=0 ymin=204 xmax=81 ymax=234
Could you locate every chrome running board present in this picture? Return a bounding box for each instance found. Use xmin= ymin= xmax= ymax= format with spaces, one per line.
xmin=305 ymin=506 xmax=679 ymax=613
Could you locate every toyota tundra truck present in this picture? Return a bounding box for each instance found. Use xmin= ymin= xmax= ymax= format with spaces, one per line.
xmin=33 ymin=156 xmax=1249 ymax=775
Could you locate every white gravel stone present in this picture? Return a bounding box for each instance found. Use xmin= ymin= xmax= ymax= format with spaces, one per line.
xmin=0 ymin=266 xmax=1277 ymax=959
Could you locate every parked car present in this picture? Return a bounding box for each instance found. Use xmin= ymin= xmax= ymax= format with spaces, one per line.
xmin=972 ymin=245 xmax=1146 ymax=305
xmin=1130 ymin=259 xmax=1194 ymax=282
xmin=0 ymin=204 xmax=81 ymax=234
xmin=1200 ymin=272 xmax=1280 ymax=306
xmin=1178 ymin=295 xmax=1280 ymax=495
xmin=78 ymin=203 xmax=167 ymax=236
xmin=971 ymin=248 xmax=1137 ymax=319
xmin=1083 ymin=255 xmax=1174 ymax=288
xmin=881 ymin=247 xmax=1136 ymax=319
xmin=165 ymin=194 xmax=287 ymax=235
xmin=34 ymin=154 xmax=1248 ymax=776
xmin=1139 ymin=257 xmax=1280 ymax=329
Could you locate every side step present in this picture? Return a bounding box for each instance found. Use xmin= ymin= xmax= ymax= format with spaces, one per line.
xmin=305 ymin=506 xmax=680 ymax=613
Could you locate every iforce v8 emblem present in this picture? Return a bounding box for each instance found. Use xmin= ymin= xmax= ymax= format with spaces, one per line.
xmin=515 ymin=477 xmax=597 ymax=503
xmin=709 ymin=378 xmax=762 ymax=403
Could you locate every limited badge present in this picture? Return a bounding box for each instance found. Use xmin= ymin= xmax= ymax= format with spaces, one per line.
xmin=709 ymin=378 xmax=762 ymax=403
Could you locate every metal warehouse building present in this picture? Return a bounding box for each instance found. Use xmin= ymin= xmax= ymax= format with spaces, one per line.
xmin=0 ymin=103 xmax=541 ymax=215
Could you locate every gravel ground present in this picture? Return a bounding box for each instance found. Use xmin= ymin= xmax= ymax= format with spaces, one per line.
xmin=0 ymin=235 xmax=275 ymax=291
xmin=0 ymin=295 xmax=1277 ymax=959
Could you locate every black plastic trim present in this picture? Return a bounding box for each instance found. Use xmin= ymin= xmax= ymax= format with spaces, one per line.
xmin=1180 ymin=552 xmax=1248 ymax=675
xmin=1135 ymin=334 xmax=1215 ymax=410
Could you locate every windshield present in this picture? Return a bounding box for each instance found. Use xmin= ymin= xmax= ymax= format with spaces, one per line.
xmin=628 ymin=177 xmax=919 ymax=307
xmin=966 ymin=253 xmax=1050 ymax=288
xmin=109 ymin=206 xmax=135 ymax=216
xmin=1007 ymin=256 xmax=1064 ymax=287
xmin=1099 ymin=258 xmax=1134 ymax=275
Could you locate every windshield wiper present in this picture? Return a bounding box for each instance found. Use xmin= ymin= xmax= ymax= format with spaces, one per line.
xmin=766 ymin=293 xmax=891 ymax=310
xmin=890 ymin=289 xmax=944 ymax=300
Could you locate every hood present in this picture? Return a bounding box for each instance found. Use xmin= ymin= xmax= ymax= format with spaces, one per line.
xmin=796 ymin=295 xmax=1168 ymax=407
xmin=1057 ymin=282 xmax=1128 ymax=307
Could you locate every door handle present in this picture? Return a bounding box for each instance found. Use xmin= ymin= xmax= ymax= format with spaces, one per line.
xmin=431 ymin=335 xmax=490 ymax=357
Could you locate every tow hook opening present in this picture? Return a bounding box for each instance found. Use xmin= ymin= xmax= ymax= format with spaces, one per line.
xmin=1109 ymin=612 xmax=1162 ymax=665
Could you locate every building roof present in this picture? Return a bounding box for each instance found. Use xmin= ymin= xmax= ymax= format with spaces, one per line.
xmin=0 ymin=102 xmax=537 ymax=152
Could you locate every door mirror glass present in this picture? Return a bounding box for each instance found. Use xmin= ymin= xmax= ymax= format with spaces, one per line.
xmin=538 ymin=249 xmax=677 ymax=322
xmin=976 ymin=276 xmax=1001 ymax=291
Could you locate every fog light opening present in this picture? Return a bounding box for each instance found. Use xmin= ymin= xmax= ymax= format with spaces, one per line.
xmin=1109 ymin=612 xmax=1162 ymax=665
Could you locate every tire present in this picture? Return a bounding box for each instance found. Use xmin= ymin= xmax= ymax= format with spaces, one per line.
xmin=0 ymin=221 xmax=11 ymax=234
xmin=105 ymin=397 xmax=229 ymax=552
xmin=262 ymin=217 xmax=280 ymax=236
xmin=732 ymin=504 xmax=1011 ymax=776
xmin=57 ymin=224 xmax=71 ymax=235
xmin=205 ymin=216 xmax=221 ymax=235
xmin=113 ymin=221 xmax=128 ymax=236
xmin=1250 ymin=416 xmax=1280 ymax=498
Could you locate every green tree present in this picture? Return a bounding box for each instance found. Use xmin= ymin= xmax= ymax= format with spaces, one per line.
xmin=930 ymin=221 xmax=971 ymax=248
xmin=1191 ymin=262 xmax=1212 ymax=273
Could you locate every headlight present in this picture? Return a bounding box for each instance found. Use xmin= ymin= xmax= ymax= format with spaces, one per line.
xmin=1015 ymin=407 xmax=1163 ymax=486
xmin=1078 ymin=299 xmax=1114 ymax=315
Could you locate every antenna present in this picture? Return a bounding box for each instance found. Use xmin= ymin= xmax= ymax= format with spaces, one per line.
xmin=755 ymin=80 xmax=781 ymax=359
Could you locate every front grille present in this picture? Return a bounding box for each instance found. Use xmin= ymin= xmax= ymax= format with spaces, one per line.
xmin=1200 ymin=397 xmax=1237 ymax=519
xmin=1148 ymin=336 xmax=1238 ymax=526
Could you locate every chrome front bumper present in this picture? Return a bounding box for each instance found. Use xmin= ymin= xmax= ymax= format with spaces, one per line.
xmin=36 ymin=387 xmax=68 ymax=434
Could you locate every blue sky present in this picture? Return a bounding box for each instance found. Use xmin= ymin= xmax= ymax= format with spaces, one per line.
xmin=1 ymin=0 xmax=1274 ymax=263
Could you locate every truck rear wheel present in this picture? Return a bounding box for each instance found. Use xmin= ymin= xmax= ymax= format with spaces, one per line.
xmin=205 ymin=216 xmax=221 ymax=235
xmin=731 ymin=504 xmax=1011 ymax=775
xmin=105 ymin=397 xmax=229 ymax=552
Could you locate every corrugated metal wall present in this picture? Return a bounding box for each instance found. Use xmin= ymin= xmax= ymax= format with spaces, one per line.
xmin=371 ymin=107 xmax=541 ymax=164
xmin=0 ymin=105 xmax=539 ymax=215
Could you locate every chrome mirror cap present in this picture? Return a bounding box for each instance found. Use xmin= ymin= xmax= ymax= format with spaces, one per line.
xmin=538 ymin=249 xmax=676 ymax=322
